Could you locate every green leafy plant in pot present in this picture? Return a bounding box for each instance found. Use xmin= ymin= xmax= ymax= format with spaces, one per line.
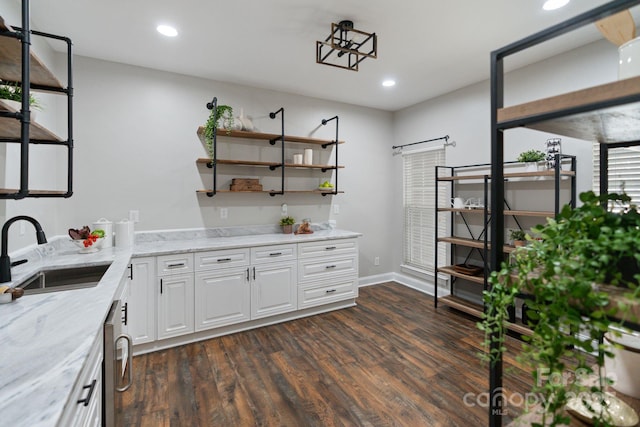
xmin=517 ymin=149 xmax=546 ymax=163
xmin=509 ymin=229 xmax=527 ymax=247
xmin=479 ymin=191 xmax=639 ymax=427
xmin=204 ymin=105 xmax=234 ymax=160
xmin=0 ymin=81 xmax=42 ymax=111
xmin=279 ymin=216 xmax=295 ymax=234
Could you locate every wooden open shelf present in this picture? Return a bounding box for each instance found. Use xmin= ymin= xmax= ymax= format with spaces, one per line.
xmin=438 ymin=236 xmax=516 ymax=253
xmin=437 ymin=169 xmax=575 ymax=181
xmin=438 ymin=207 xmax=554 ymax=218
xmin=438 ymin=266 xmax=485 ymax=285
xmin=0 ymin=99 xmax=63 ymax=141
xmin=197 ymin=127 xmax=345 ymax=146
xmin=497 ymin=75 xmax=640 ymax=144
xmin=0 ymin=188 xmax=67 ymax=196
xmin=196 ymin=158 xmax=344 ymax=170
xmin=197 ymin=189 xmax=344 ymax=195
xmin=0 ymin=16 xmax=64 ymax=89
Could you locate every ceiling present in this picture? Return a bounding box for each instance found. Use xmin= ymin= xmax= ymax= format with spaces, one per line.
xmin=22 ymin=0 xmax=638 ymax=111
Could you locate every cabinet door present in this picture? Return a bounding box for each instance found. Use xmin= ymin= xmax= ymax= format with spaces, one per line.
xmin=157 ymin=273 xmax=195 ymax=340
xmin=128 ymin=257 xmax=156 ymax=345
xmin=251 ymin=262 xmax=297 ymax=319
xmin=195 ymin=267 xmax=250 ymax=331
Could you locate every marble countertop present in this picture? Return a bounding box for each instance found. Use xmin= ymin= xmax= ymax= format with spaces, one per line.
xmin=0 ymin=226 xmax=360 ymax=427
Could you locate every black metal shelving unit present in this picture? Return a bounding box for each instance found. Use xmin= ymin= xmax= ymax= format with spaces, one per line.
xmin=490 ymin=1 xmax=640 ymax=425
xmin=434 ymin=156 xmax=576 ymax=327
xmin=197 ymin=101 xmax=343 ymax=197
xmin=0 ymin=0 xmax=74 ymax=199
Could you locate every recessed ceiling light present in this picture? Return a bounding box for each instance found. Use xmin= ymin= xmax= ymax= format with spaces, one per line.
xmin=157 ymin=25 xmax=178 ymax=37
xmin=543 ymin=0 xmax=570 ymax=11
xmin=382 ymin=79 xmax=396 ymax=87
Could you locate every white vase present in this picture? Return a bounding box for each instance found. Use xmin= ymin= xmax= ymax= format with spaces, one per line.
xmin=525 ymin=162 xmax=538 ymax=173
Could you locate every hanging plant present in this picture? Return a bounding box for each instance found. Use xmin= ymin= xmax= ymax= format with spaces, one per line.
xmin=479 ymin=191 xmax=640 ymax=427
xmin=204 ymin=105 xmax=234 ymax=160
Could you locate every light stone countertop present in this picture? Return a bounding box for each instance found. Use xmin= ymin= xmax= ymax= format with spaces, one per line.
xmin=0 ymin=226 xmax=360 ymax=427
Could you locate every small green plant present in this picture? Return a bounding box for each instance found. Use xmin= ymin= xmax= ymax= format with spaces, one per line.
xmin=517 ymin=149 xmax=546 ymax=163
xmin=204 ymin=105 xmax=234 ymax=160
xmin=479 ymin=191 xmax=640 ymax=426
xmin=0 ymin=81 xmax=42 ymax=110
xmin=509 ymin=229 xmax=526 ymax=241
xmin=279 ymin=216 xmax=295 ymax=226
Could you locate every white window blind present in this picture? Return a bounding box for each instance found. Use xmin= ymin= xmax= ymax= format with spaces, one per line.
xmin=402 ymin=147 xmax=446 ymax=273
xmin=593 ymin=144 xmax=640 ymax=204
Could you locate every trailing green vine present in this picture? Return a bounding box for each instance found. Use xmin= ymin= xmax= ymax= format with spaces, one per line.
xmin=204 ymin=105 xmax=234 ymax=160
xmin=479 ymin=191 xmax=640 ymax=426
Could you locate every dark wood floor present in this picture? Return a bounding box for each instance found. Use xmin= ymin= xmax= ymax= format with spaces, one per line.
xmin=118 ymin=282 xmax=534 ymax=426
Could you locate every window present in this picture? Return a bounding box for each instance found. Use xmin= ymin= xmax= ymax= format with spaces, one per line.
xmin=593 ymin=144 xmax=640 ymax=204
xmin=402 ymin=147 xmax=446 ymax=273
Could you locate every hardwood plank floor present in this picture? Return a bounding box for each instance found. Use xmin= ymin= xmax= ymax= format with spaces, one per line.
xmin=117 ymin=282 xmax=534 ymax=426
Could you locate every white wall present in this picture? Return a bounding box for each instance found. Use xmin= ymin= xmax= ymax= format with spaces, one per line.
xmin=3 ymin=52 xmax=395 ymax=278
xmin=391 ymin=37 xmax=620 ymax=279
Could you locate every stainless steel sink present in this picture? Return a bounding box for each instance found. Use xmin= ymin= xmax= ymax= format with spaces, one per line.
xmin=18 ymin=264 xmax=111 ymax=294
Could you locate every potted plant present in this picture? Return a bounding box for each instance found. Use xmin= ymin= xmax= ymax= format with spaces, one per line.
xmin=480 ymin=191 xmax=640 ymax=426
xmin=509 ymin=229 xmax=527 ymax=247
xmin=279 ymin=216 xmax=295 ymax=234
xmin=517 ymin=149 xmax=546 ymax=172
xmin=203 ymin=105 xmax=234 ymax=160
xmin=0 ymin=81 xmax=42 ymax=117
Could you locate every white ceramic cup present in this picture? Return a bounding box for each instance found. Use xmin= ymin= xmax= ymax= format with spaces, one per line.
xmin=293 ymin=154 xmax=303 ymax=164
xmin=451 ymin=197 xmax=465 ymax=209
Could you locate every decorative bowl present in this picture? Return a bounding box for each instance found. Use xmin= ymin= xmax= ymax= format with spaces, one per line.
xmin=318 ymin=186 xmax=335 ymax=191
xmin=71 ymin=237 xmax=104 ymax=254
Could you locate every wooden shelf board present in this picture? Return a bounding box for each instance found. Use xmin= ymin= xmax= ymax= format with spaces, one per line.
xmin=438 ymin=295 xmax=484 ymax=317
xmin=497 ymin=75 xmax=640 ymax=143
xmin=0 ymin=16 xmax=64 ymax=89
xmin=0 ymin=188 xmax=66 ymax=196
xmin=0 ymin=100 xmax=63 ymax=141
xmin=438 ymin=169 xmax=575 ymax=181
xmin=438 ymin=236 xmax=516 ymax=253
xmin=438 ymin=208 xmax=553 ymax=217
xmin=197 ymin=189 xmax=344 ymax=195
xmin=196 ymin=127 xmax=345 ymax=146
xmin=196 ymin=158 xmax=343 ymax=169
xmin=438 ymin=266 xmax=485 ymax=285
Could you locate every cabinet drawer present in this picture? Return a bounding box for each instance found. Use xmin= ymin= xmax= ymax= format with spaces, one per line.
xmin=298 ymin=279 xmax=357 ymax=309
xmin=298 ymin=255 xmax=357 ymax=283
xmin=251 ymin=244 xmax=297 ymax=264
xmin=156 ymin=253 xmax=194 ymax=275
xmin=195 ymin=248 xmax=250 ymax=271
xmin=298 ymin=239 xmax=357 ymax=259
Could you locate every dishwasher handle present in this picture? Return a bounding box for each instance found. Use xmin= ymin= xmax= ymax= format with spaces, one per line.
xmin=115 ymin=334 xmax=134 ymax=392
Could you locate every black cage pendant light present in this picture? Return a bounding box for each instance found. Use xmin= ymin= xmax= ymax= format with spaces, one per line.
xmin=316 ymin=20 xmax=377 ymax=71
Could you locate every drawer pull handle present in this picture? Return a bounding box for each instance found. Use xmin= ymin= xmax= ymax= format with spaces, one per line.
xmin=167 ymin=263 xmax=185 ymax=268
xmin=325 ymin=246 xmax=337 ymax=250
xmin=269 ymin=252 xmax=283 ymax=256
xmin=77 ymin=379 xmax=97 ymax=407
xmin=326 ymin=289 xmax=337 ymax=294
xmin=217 ymin=258 xmax=232 ymax=262
xmin=122 ymin=302 xmax=128 ymax=326
xmin=325 ymin=265 xmax=336 ymax=269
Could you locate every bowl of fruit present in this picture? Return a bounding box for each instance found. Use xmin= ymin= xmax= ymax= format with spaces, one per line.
xmin=318 ymin=180 xmax=335 ymax=191
xmin=69 ymin=226 xmax=106 ymax=253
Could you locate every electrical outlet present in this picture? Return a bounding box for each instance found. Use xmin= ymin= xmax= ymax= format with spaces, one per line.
xmin=220 ymin=208 xmax=228 ymax=219
xmin=129 ymin=210 xmax=140 ymax=223
xmin=333 ymin=204 xmax=340 ymax=214
xmin=281 ymin=203 xmax=288 ymax=216
xmin=374 ymin=256 xmax=380 ymax=266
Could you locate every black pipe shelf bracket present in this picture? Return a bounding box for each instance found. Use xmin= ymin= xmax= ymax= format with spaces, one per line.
xmin=0 ymin=0 xmax=74 ymax=199
xmin=269 ymin=107 xmax=285 ymax=196
xmin=320 ymin=116 xmax=339 ymax=196
xmin=205 ymin=97 xmax=218 ymax=197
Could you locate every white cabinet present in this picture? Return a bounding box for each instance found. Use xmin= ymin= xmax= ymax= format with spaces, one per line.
xmin=251 ymin=261 xmax=297 ymax=319
xmin=195 ymin=267 xmax=251 ymax=330
xmin=297 ymin=238 xmax=358 ymax=309
xmin=128 ymin=257 xmax=156 ymax=345
xmin=157 ymin=253 xmax=195 ymax=340
xmin=57 ymin=331 xmax=103 ymax=427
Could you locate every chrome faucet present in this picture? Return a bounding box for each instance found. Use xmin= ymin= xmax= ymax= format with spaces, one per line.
xmin=0 ymin=216 xmax=48 ymax=283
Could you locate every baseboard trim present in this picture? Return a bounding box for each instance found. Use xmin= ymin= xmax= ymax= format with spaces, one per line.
xmin=358 ymin=271 xmax=450 ymax=298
